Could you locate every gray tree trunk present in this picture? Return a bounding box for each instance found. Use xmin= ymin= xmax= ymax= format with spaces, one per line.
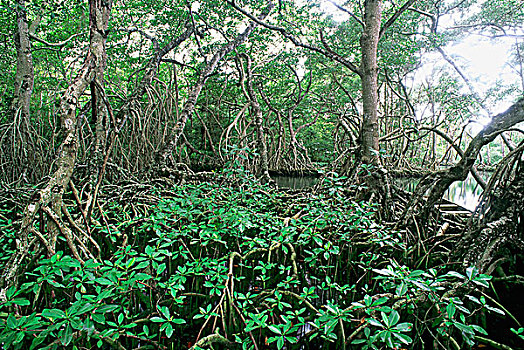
xmin=359 ymin=0 xmax=382 ymax=164
xmin=403 ymin=98 xmax=524 ymax=224
xmin=9 ymin=0 xmax=35 ymax=181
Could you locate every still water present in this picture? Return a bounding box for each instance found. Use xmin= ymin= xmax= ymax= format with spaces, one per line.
xmin=273 ymin=175 xmax=319 ymax=190
xmin=396 ymin=173 xmax=487 ymax=211
xmin=274 ymin=174 xmax=487 ymax=211
xmin=444 ymin=175 xmax=485 ymax=211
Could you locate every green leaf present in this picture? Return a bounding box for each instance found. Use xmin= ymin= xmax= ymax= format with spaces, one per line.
xmin=30 ymin=335 xmax=46 ymax=350
xmin=95 ymin=278 xmax=113 ymax=286
xmin=367 ymin=318 xmax=383 ymax=328
xmin=48 ymin=280 xmax=66 ymax=288
xmin=150 ymin=317 xmax=165 ymax=323
xmin=408 ymin=270 xmax=425 ymax=278
xmin=373 ymin=268 xmax=396 ymax=277
xmin=396 ymin=282 xmax=407 ymax=297
xmin=160 ymin=306 xmax=170 ymax=319
xmin=465 ymin=295 xmax=481 ymax=304
xmin=466 ymin=267 xmax=478 ymax=280
xmin=277 ymin=336 xmax=284 ymax=349
xmin=7 ymin=314 xmax=17 ymax=328
xmin=165 ymin=323 xmax=174 ymax=338
xmin=286 ymin=336 xmax=298 ymax=344
xmin=97 ymin=290 xmax=112 ymax=300
xmin=92 ymin=313 xmax=105 ymax=324
xmin=444 ymin=271 xmax=465 ymax=279
xmin=472 ymin=278 xmax=490 ymax=288
xmin=381 ymin=312 xmax=390 ymax=327
xmin=268 ymin=325 xmax=282 ymax=335
xmin=388 ymin=310 xmax=400 ymax=327
xmin=157 ymin=263 xmax=167 ymax=275
xmin=95 ymin=305 xmax=119 ymax=314
xmin=61 ymin=324 xmax=73 ymax=346
xmin=453 ymin=322 xmax=475 ymax=335
xmin=485 ymin=305 xmax=505 ymax=315
xmin=73 ymin=302 xmax=95 ymax=316
xmin=325 ymin=319 xmax=338 ymax=334
xmin=371 ymin=297 xmax=389 ymax=306
xmin=470 ymin=324 xmax=488 ymax=335
xmin=15 ymin=331 xmax=25 ymax=344
xmin=42 ymin=308 xmax=66 ymax=320
xmin=446 ymin=303 xmax=456 ymax=319
xmin=392 ymin=332 xmax=413 ymax=345
xmin=133 ymin=273 xmax=152 ymax=281
xmin=385 ymin=331 xmax=394 ymax=348
xmin=12 ymin=298 xmax=30 ymax=306
xmin=126 ymin=258 xmax=135 ymax=269
xmin=6 ymin=286 xmax=16 ymax=299
xmin=135 ymin=261 xmax=150 ymax=270
xmin=395 ymin=322 xmax=412 ymax=332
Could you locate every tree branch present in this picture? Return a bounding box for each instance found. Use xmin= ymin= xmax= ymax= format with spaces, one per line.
xmin=380 ymin=0 xmax=418 ymax=39
xmin=114 ymin=27 xmax=159 ymax=50
xmin=325 ymin=0 xmax=364 ymax=27
xmin=29 ymin=32 xmax=85 ymax=49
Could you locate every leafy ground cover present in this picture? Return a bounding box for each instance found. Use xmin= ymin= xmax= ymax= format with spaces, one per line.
xmin=0 ymin=170 xmax=517 ymax=349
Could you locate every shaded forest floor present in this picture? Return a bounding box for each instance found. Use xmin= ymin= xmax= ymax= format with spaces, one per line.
xmin=0 ymin=168 xmax=523 ymax=350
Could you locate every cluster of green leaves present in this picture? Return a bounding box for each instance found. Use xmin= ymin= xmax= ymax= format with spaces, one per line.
xmin=369 ymin=263 xmax=504 ymax=348
xmin=0 ymin=248 xmax=188 ymax=349
xmin=0 ymin=201 xmax=16 ymax=265
xmin=1 ymin=169 xmax=512 ymax=349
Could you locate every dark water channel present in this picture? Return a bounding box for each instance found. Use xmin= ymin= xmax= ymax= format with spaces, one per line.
xmin=273 ymin=175 xmax=319 ymax=190
xmin=274 ymin=173 xmax=488 ymax=211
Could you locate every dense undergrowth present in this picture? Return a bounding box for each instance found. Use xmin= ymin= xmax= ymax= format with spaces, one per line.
xmin=0 ymin=169 xmax=521 ymax=350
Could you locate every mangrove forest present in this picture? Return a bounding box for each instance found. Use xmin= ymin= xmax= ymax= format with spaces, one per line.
xmin=0 ymin=0 xmax=523 ymax=349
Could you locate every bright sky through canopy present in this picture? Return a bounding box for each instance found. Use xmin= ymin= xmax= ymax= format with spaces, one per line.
xmin=318 ymin=0 xmax=523 ymax=119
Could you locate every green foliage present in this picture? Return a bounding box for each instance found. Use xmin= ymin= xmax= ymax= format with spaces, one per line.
xmin=510 ymin=327 xmax=524 ymax=341
xmin=0 ymin=169 xmax=505 ymax=349
xmin=0 ymin=0 xmax=521 ymax=346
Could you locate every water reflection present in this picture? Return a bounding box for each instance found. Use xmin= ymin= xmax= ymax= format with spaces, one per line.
xmin=445 ymin=175 xmax=484 ymax=211
xmin=273 ymin=175 xmax=318 ymax=190
xmin=396 ymin=173 xmax=489 ymax=211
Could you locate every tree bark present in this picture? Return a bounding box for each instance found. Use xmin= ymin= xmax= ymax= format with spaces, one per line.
xmin=241 ymin=54 xmax=270 ymax=183
xmin=359 ymin=0 xmax=382 ymax=164
xmin=115 ymin=25 xmax=193 ymax=130
xmin=457 ymin=151 xmax=524 ymax=273
xmin=86 ymin=0 xmax=112 ymax=217
xmin=11 ymin=0 xmax=33 ymax=123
